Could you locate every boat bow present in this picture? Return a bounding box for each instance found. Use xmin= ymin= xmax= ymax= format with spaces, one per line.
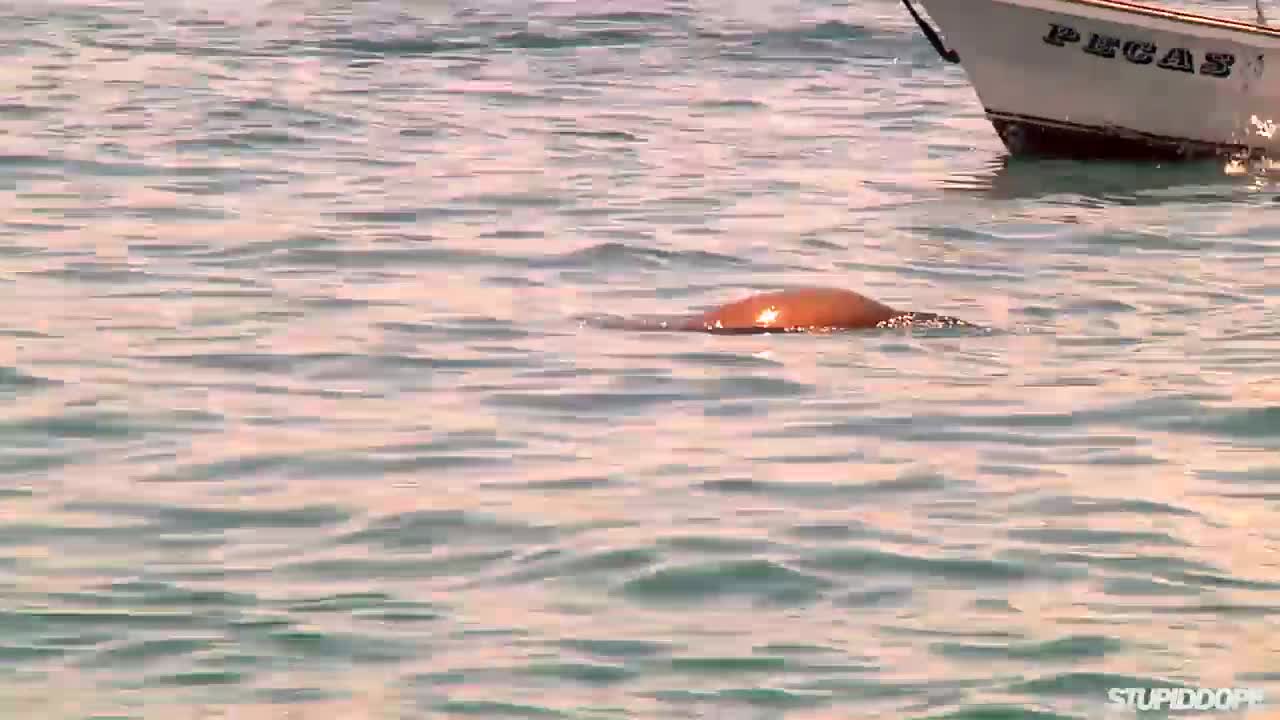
xmin=905 ymin=0 xmax=1280 ymax=159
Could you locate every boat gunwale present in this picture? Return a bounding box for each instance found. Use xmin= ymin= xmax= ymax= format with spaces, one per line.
xmin=970 ymin=0 xmax=1280 ymax=40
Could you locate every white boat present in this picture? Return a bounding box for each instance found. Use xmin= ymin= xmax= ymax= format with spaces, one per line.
xmin=903 ymin=0 xmax=1280 ymax=159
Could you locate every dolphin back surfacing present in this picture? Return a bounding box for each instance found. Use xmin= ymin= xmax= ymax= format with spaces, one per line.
xmin=593 ymin=287 xmax=977 ymax=334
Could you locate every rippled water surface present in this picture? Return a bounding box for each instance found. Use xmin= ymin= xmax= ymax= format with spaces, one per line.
xmin=3 ymin=0 xmax=1280 ymax=718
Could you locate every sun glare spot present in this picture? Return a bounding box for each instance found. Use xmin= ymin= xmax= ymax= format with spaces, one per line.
xmin=756 ymin=306 xmax=780 ymax=324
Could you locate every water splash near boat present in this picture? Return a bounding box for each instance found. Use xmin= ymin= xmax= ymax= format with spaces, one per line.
xmin=1222 ymin=149 xmax=1280 ymax=178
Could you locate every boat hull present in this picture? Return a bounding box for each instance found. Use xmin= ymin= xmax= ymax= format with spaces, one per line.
xmin=915 ymin=0 xmax=1280 ymax=159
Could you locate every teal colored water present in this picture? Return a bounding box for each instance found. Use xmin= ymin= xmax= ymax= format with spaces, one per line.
xmin=3 ymin=0 xmax=1279 ymax=718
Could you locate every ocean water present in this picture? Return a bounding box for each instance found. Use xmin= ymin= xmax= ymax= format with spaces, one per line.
xmin=2 ymin=0 xmax=1280 ymax=718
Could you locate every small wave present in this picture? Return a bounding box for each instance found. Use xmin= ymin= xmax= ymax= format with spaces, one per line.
xmin=487 ymin=389 xmax=689 ymax=415
xmin=2 ymin=409 xmax=220 ymax=441
xmin=702 ymin=20 xmax=901 ymax=65
xmin=304 ymin=26 xmax=653 ymax=59
xmin=431 ymin=700 xmax=567 ymax=718
xmin=498 ymin=29 xmax=652 ymax=50
xmin=932 ymin=634 xmax=1125 ymax=662
xmin=1158 ymin=404 xmax=1280 ymax=440
xmin=701 ymin=19 xmax=869 ymax=45
xmin=0 ymin=366 xmax=58 ymax=392
xmin=0 ymin=103 xmax=52 ymax=119
xmin=1008 ymin=672 xmax=1184 ymax=699
xmin=1006 ymin=527 xmax=1188 ymax=548
xmin=925 ymin=706 xmax=1080 ymax=720
xmin=61 ymin=501 xmax=350 ymax=532
xmin=536 ymin=241 xmax=745 ymax=270
xmin=700 ymin=471 xmax=946 ymax=501
xmin=340 ymin=509 xmax=556 ymax=551
xmin=560 ymin=637 xmax=674 ymax=658
xmin=314 ymin=37 xmax=485 ymax=57
xmin=1009 ymin=494 xmax=1199 ymax=518
xmin=498 ymin=546 xmax=661 ymax=585
xmin=622 ymin=559 xmax=835 ymax=601
xmin=800 ymin=547 xmax=1048 ymax=582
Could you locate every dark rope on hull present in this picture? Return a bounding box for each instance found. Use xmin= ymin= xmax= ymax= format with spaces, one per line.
xmin=901 ymin=0 xmax=960 ymax=64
